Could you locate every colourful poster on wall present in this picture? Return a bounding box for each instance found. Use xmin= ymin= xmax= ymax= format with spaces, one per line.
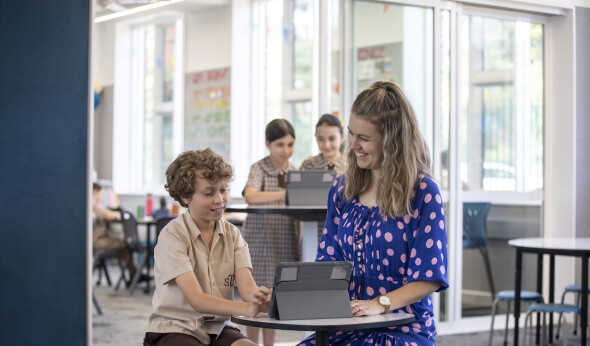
xmin=184 ymin=67 xmax=231 ymax=159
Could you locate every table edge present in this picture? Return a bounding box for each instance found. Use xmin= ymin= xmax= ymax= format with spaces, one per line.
xmin=508 ymin=237 xmax=590 ymax=254
xmin=231 ymin=313 xmax=415 ymax=332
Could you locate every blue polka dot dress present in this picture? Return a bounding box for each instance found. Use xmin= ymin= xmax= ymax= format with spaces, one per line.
xmin=298 ymin=174 xmax=449 ymax=346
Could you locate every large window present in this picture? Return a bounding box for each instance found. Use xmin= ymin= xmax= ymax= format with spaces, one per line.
xmin=142 ymin=24 xmax=176 ymax=192
xmin=460 ymin=15 xmax=544 ymax=194
xmin=113 ymin=17 xmax=184 ymax=194
xmin=255 ymin=0 xmax=315 ymax=167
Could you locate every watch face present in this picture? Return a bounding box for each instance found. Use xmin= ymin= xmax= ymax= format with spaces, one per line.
xmin=380 ymin=295 xmax=390 ymax=305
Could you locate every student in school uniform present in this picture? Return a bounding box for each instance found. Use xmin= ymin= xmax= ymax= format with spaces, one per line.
xmin=299 ymin=113 xmax=347 ymax=176
xmin=151 ymin=196 xmax=171 ymax=220
xmin=144 ymin=148 xmax=271 ymax=346
xmin=241 ymin=118 xmax=298 ymax=345
xmin=92 ymin=182 xmax=138 ymax=279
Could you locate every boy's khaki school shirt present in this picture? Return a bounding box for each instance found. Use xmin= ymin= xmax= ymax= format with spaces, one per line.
xmin=147 ymin=212 xmax=252 ymax=344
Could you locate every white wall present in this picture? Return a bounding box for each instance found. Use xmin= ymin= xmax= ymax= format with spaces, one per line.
xmin=93 ymin=21 xmax=116 ymax=87
xmin=185 ymin=5 xmax=232 ymax=72
xmin=355 ymin=1 xmax=403 ymax=47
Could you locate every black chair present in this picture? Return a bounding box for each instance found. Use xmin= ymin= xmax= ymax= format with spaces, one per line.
xmin=120 ymin=208 xmax=149 ymax=294
xmin=93 ymin=248 xmax=128 ymax=290
xmin=92 ymin=215 xmax=128 ymax=289
xmin=155 ymin=216 xmax=175 ymax=240
xmin=463 ymin=202 xmax=495 ymax=299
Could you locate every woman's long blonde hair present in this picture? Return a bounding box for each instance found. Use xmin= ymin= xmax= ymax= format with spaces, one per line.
xmin=345 ymin=81 xmax=431 ymax=219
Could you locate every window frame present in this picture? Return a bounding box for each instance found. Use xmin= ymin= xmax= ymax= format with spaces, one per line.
xmin=458 ymin=5 xmax=548 ymax=204
xmin=112 ymin=13 xmax=184 ymax=195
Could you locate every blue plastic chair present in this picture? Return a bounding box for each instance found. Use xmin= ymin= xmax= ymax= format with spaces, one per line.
xmin=556 ymin=284 xmax=590 ymax=338
xmin=489 ymin=290 xmax=544 ymax=346
xmin=463 ymin=202 xmax=495 ymax=299
xmin=524 ymin=303 xmax=580 ymax=346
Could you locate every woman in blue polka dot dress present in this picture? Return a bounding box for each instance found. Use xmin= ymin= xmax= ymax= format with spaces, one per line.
xmin=298 ymin=81 xmax=448 ymax=346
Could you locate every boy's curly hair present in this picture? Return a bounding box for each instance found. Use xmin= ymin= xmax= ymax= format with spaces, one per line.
xmin=165 ymin=148 xmax=234 ymax=207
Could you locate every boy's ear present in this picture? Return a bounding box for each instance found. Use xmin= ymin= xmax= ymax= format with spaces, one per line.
xmin=181 ymin=197 xmax=191 ymax=206
xmin=265 ymin=141 xmax=271 ymax=150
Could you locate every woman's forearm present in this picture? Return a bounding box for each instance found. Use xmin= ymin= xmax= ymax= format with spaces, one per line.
xmin=387 ymin=280 xmax=441 ymax=311
xmin=244 ymin=187 xmax=285 ymax=204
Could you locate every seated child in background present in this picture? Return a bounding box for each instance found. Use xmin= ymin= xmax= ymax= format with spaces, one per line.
xmin=151 ymin=197 xmax=170 ymax=220
xmin=92 ymin=182 xmax=122 ymax=250
xmin=144 ymin=148 xmax=271 ymax=346
xmin=92 ymin=182 xmax=137 ymax=280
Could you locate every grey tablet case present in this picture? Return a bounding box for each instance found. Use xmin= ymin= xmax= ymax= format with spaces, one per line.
xmin=268 ymin=261 xmax=353 ymax=320
xmin=285 ymin=170 xmax=337 ymax=206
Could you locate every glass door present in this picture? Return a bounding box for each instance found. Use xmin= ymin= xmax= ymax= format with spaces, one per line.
xmin=458 ymin=8 xmax=545 ymax=318
xmin=344 ymin=0 xmax=547 ymax=328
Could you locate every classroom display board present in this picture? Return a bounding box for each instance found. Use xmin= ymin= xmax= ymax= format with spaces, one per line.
xmin=184 ymin=67 xmax=231 ymax=159
xmin=357 ymin=42 xmax=402 ymax=92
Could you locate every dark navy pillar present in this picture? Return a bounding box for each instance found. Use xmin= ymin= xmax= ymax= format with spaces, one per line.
xmin=0 ymin=1 xmax=90 ymax=344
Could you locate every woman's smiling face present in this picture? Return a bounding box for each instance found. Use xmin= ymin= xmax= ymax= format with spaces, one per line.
xmin=347 ymin=113 xmax=383 ymax=172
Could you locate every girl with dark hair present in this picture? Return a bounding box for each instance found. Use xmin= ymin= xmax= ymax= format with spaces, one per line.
xmin=300 ymin=113 xmax=347 ymax=175
xmin=241 ymin=118 xmax=298 ymax=345
xmin=299 ymin=82 xmax=448 ymax=346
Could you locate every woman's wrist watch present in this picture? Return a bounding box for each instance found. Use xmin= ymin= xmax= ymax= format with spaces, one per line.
xmin=377 ymin=295 xmax=391 ymax=314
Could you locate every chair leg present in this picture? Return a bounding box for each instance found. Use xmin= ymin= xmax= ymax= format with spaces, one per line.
xmin=574 ymin=292 xmax=580 ymax=335
xmin=489 ymin=298 xmax=499 ymax=346
xmin=540 ymin=311 xmax=547 ymax=346
xmin=129 ymin=250 xmax=148 ymax=294
xmin=503 ymin=300 xmax=511 ymax=346
xmin=523 ymin=310 xmax=532 ymax=346
xmin=556 ymin=312 xmax=569 ymax=346
xmin=556 ymin=290 xmax=569 ymax=339
xmin=92 ymin=292 xmax=103 ymax=315
xmin=101 ymin=261 xmax=112 ymax=286
xmin=94 ymin=262 xmax=102 ymax=285
xmin=478 ymin=246 xmax=496 ymax=299
xmin=114 ymin=257 xmax=127 ymax=291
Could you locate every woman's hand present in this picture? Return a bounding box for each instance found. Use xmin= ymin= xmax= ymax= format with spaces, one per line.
xmin=350 ymin=299 xmax=384 ymax=317
xmin=349 ymin=281 xmax=441 ymax=317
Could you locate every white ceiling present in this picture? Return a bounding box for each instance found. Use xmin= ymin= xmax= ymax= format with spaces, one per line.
xmin=94 ymin=0 xmax=229 ymax=21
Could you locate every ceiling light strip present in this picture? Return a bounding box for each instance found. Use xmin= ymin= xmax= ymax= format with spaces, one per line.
xmin=94 ymin=0 xmax=184 ymax=23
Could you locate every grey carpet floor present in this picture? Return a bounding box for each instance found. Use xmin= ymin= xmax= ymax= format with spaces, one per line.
xmin=93 ymin=282 xmax=587 ymax=345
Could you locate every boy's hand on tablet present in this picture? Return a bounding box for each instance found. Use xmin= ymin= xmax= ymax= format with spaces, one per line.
xmin=246 ymin=286 xmax=272 ymax=317
xmin=251 ymin=286 xmax=271 ymax=304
